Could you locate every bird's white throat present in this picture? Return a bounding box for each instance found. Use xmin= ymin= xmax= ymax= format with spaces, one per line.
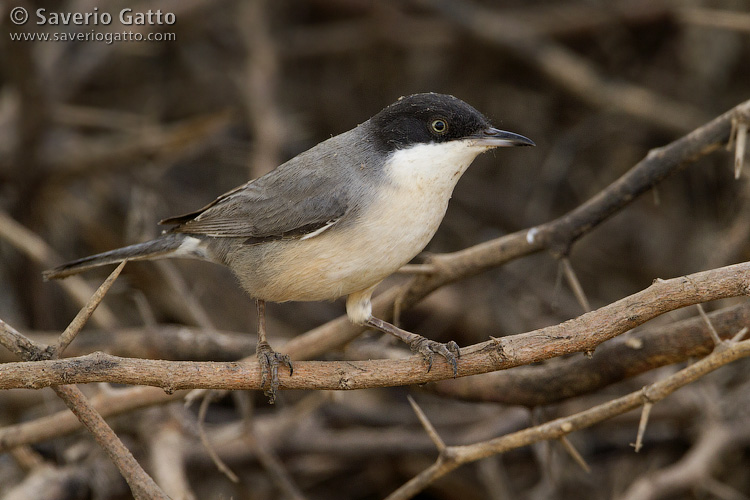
xmin=384 ymin=140 xmax=490 ymax=194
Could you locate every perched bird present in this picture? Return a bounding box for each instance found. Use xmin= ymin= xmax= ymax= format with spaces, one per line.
xmin=44 ymin=93 xmax=534 ymax=401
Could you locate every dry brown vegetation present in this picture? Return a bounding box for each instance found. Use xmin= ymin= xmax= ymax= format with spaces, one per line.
xmin=1 ymin=1 xmax=750 ymax=499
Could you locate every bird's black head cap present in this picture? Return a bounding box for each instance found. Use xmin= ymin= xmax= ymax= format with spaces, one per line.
xmin=369 ymin=93 xmax=492 ymax=151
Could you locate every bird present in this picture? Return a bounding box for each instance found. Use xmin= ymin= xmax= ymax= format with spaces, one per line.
xmin=44 ymin=93 xmax=534 ymax=402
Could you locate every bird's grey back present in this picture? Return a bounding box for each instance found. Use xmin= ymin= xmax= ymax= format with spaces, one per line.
xmin=162 ymin=121 xmax=387 ymax=248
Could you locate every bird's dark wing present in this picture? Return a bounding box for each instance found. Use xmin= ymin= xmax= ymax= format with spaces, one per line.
xmin=160 ymin=163 xmax=350 ymax=243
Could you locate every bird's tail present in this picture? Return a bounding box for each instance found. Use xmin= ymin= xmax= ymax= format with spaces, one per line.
xmin=43 ymin=233 xmax=189 ymax=280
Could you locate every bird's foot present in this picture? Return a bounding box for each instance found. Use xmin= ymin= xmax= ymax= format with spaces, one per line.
xmin=408 ymin=336 xmax=460 ymax=377
xmin=365 ymin=317 xmax=461 ymax=377
xmin=256 ymin=341 xmax=293 ymax=404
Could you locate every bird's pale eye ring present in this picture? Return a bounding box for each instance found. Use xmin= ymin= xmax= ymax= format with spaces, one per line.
xmin=431 ymin=118 xmax=448 ymax=135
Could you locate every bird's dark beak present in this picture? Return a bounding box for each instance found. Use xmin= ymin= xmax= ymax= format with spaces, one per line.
xmin=471 ymin=127 xmax=535 ymax=148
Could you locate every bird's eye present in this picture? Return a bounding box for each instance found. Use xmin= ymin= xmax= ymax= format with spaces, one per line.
xmin=431 ymin=119 xmax=448 ymax=135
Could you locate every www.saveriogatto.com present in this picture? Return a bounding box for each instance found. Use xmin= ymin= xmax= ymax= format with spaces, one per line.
xmin=8 ymin=6 xmax=177 ymax=44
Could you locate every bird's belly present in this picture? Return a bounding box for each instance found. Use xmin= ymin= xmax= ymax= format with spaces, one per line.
xmin=233 ymin=187 xmax=449 ymax=302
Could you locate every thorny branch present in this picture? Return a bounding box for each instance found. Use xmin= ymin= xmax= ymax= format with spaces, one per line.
xmin=385 ymin=337 xmax=750 ymax=500
xmin=1 ymin=261 xmax=749 ymax=392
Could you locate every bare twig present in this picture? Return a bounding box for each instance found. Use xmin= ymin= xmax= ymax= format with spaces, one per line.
xmin=631 ymin=400 xmax=653 ymax=453
xmin=0 ymin=318 xmax=169 ymax=499
xmin=197 ymin=393 xmax=239 ymax=483
xmin=734 ymin=118 xmax=748 ymax=179
xmin=53 ymin=261 xmax=126 ymax=358
xmin=557 ymin=435 xmax=590 ymax=473
xmin=408 ymin=395 xmax=446 ymax=452
xmin=429 ymin=302 xmax=750 ymax=405
xmin=0 ymin=318 xmax=49 ymax=360
xmin=560 ymin=257 xmax=591 ymax=313
xmin=696 ymin=303 xmax=722 ymax=346
xmin=732 ymin=327 xmax=749 ymax=343
xmin=384 ymin=339 xmax=750 ymax=500
xmin=52 ymin=385 xmax=170 ymax=500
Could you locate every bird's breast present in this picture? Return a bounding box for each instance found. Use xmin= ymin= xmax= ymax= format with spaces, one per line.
xmin=230 ymin=141 xmax=483 ymax=302
xmin=235 ymin=189 xmax=450 ymax=302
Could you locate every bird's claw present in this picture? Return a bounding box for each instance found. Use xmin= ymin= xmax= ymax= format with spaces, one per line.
xmin=409 ymin=337 xmax=460 ymax=377
xmin=256 ymin=341 xmax=293 ymax=404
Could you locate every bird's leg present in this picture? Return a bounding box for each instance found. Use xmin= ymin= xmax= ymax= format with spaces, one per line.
xmin=255 ymin=299 xmax=293 ymax=403
xmin=347 ymin=288 xmax=460 ymax=376
xmin=365 ymin=316 xmax=460 ymax=377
